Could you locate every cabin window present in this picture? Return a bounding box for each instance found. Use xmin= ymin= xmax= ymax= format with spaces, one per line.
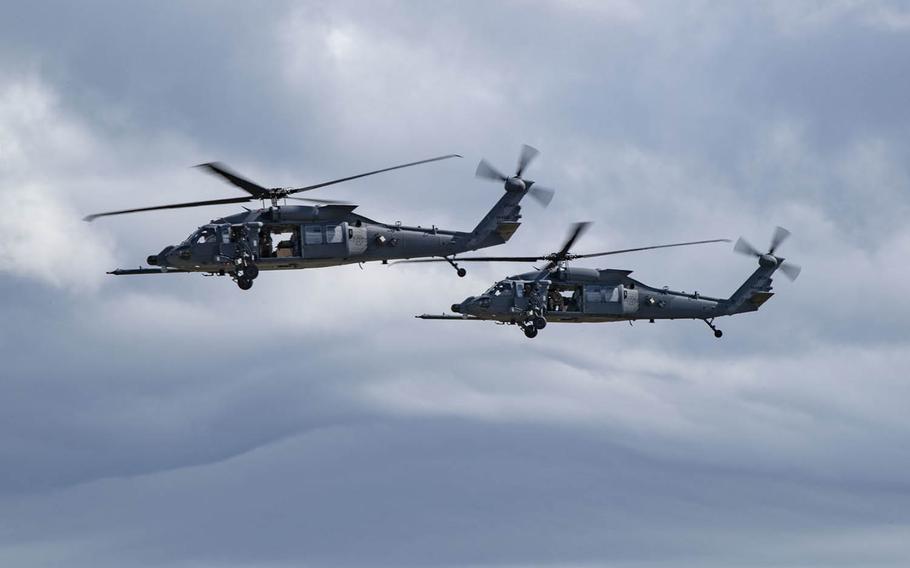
xmin=325 ymin=224 xmax=344 ymax=244
xmin=585 ymin=286 xmax=603 ymax=303
xmin=304 ymin=225 xmax=324 ymax=245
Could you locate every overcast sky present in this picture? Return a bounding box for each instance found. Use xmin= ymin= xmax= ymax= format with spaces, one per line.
xmin=2 ymin=1 xmax=910 ymax=566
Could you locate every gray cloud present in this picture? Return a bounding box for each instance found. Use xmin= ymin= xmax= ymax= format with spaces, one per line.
xmin=2 ymin=1 xmax=909 ymax=567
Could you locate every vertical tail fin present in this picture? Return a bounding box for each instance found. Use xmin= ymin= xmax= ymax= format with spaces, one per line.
xmin=723 ymin=264 xmax=777 ymax=314
xmin=465 ymin=190 xmax=527 ymax=249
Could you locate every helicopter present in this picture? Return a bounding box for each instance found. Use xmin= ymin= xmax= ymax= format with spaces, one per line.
xmin=85 ymin=145 xmax=556 ymax=290
xmin=411 ymin=223 xmax=801 ymax=338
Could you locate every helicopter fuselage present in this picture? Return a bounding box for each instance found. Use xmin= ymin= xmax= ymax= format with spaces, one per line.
xmin=132 ymin=202 xmax=522 ymax=278
xmin=424 ymin=262 xmax=779 ymax=338
xmin=450 ymin=267 xmax=746 ymax=322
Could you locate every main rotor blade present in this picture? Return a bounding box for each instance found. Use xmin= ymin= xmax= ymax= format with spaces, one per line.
xmin=516 ymin=144 xmax=539 ymax=177
xmin=769 ymin=226 xmax=791 ymax=254
xmin=528 ymin=185 xmax=555 ymax=207
xmin=286 ymin=154 xmax=461 ymax=195
xmin=556 ymin=222 xmax=591 ymax=259
xmin=196 ymin=162 xmax=269 ymax=198
xmin=475 ymin=159 xmax=508 ymax=182
xmin=539 ymin=222 xmax=592 ymax=271
xmin=571 ymin=238 xmax=731 ymax=260
xmin=393 ymin=256 xmax=545 ymax=265
xmin=779 ymin=261 xmax=802 ymax=281
xmin=84 ymin=196 xmax=253 ymax=222
xmin=285 ymin=196 xmax=353 ymax=205
xmin=734 ymin=237 xmax=761 ymax=257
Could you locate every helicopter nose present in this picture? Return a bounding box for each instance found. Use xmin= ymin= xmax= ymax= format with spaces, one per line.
xmin=451 ymin=303 xmax=461 ymax=313
xmin=152 ymin=246 xmax=176 ymax=267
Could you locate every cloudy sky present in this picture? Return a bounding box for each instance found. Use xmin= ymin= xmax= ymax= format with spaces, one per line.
xmin=2 ymin=1 xmax=910 ymax=566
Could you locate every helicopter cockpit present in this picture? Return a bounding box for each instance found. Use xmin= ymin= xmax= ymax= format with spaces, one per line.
xmin=485 ymin=281 xmax=514 ymax=297
xmin=183 ymin=226 xmax=219 ymax=245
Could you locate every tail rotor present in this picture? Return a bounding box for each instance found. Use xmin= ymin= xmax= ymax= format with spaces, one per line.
xmin=475 ymin=144 xmax=555 ymax=207
xmin=734 ymin=226 xmax=801 ymax=281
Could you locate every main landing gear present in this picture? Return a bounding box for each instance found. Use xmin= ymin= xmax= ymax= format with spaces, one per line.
xmin=234 ymin=261 xmax=259 ymax=291
xmin=445 ymin=256 xmax=467 ymax=278
xmin=520 ymin=315 xmax=547 ymax=339
xmin=703 ymin=318 xmax=723 ymax=338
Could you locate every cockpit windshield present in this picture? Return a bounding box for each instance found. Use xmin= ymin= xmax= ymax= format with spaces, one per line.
xmin=485 ymin=281 xmax=514 ymax=297
xmin=183 ymin=227 xmax=217 ymax=245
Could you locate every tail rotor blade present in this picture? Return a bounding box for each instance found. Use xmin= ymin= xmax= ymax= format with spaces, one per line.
xmin=779 ymin=261 xmax=802 ymax=281
xmin=516 ymin=144 xmax=539 ymax=177
xmin=475 ymin=159 xmax=508 ymax=182
xmin=734 ymin=237 xmax=761 ymax=257
xmin=769 ymin=226 xmax=791 ymax=254
xmin=528 ymin=185 xmax=555 ymax=207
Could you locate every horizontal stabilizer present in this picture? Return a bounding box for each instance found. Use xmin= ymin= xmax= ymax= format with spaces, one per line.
xmin=749 ymin=291 xmax=774 ymax=308
xmin=496 ymin=221 xmax=521 ymax=242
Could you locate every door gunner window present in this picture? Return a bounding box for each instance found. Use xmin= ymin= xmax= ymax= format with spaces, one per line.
xmin=304 ymin=225 xmax=323 ymax=245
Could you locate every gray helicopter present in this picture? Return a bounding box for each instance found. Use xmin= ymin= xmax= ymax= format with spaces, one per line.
xmin=85 ymin=146 xmax=555 ymax=290
xmin=412 ymin=223 xmax=800 ymax=338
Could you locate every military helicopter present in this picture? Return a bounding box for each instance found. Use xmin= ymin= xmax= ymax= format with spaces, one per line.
xmin=85 ymin=145 xmax=556 ymax=290
xmin=411 ymin=223 xmax=800 ymax=338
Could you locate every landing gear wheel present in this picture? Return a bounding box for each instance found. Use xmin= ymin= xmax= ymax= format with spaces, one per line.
xmin=532 ymin=316 xmax=547 ymax=330
xmin=523 ymin=326 xmax=538 ymax=339
xmin=237 ymin=276 xmax=253 ymax=290
xmin=456 ymin=268 xmax=467 ymax=278
xmin=703 ymin=318 xmax=723 ymax=338
xmin=243 ymin=263 xmax=259 ymax=280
